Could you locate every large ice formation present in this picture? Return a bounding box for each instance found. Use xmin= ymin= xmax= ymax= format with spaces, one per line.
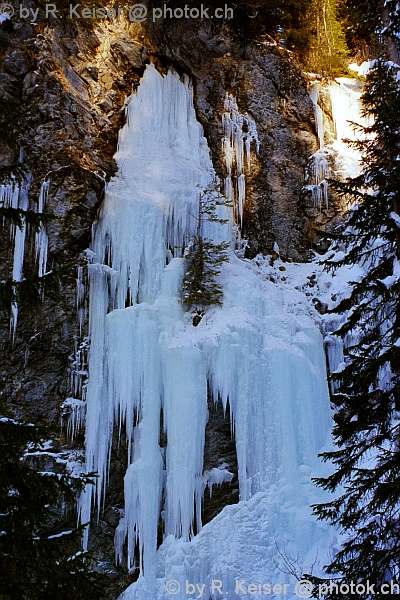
xmin=79 ymin=64 xmax=336 ymax=599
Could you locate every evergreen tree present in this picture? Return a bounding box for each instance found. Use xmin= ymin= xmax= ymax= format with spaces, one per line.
xmin=305 ymin=0 xmax=349 ymax=75
xmin=340 ymin=0 xmax=400 ymax=62
xmin=229 ymin=0 xmax=313 ymax=46
xmin=381 ymin=0 xmax=400 ymax=64
xmin=158 ymin=0 xmax=313 ymax=46
xmin=0 ymin=413 xmax=107 ymax=600
xmin=311 ymin=59 xmax=400 ymax=597
xmin=181 ymin=184 xmax=229 ymax=313
xmin=181 ymin=236 xmax=229 ymax=310
xmin=339 ymin=0 xmax=381 ymax=58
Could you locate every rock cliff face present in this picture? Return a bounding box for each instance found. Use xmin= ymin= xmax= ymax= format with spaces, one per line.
xmin=0 ymin=6 xmax=331 ymax=597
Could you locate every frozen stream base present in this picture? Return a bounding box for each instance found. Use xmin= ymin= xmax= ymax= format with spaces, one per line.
xmin=79 ymin=64 xmax=337 ymax=599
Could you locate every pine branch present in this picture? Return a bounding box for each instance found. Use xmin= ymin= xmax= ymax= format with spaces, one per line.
xmin=0 ymin=263 xmax=75 ymax=316
xmin=0 ymin=206 xmax=56 ymax=233
xmin=0 ymin=162 xmax=30 ymax=186
xmin=0 ymin=96 xmax=26 ymax=146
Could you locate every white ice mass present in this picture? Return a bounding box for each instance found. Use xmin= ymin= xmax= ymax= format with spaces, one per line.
xmin=307 ymin=76 xmax=366 ymax=211
xmin=79 ymin=64 xmax=339 ymax=599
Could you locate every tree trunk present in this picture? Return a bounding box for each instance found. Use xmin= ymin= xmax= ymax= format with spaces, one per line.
xmin=381 ymin=3 xmax=400 ymax=65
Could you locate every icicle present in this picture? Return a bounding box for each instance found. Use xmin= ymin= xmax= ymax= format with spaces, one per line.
xmin=306 ymin=79 xmax=366 ymax=211
xmin=62 ymin=253 xmax=90 ymax=444
xmin=322 ymin=315 xmax=345 ymax=393
xmin=0 ymin=176 xmax=50 ymax=336
xmin=76 ymin=265 xmax=86 ymax=335
xmin=11 ymin=179 xmax=29 ymax=337
xmin=222 ymin=94 xmax=259 ymax=226
xmin=311 ymin=151 xmax=331 ymax=210
xmin=203 ymin=465 xmax=233 ymax=498
xmin=61 ymin=398 xmax=86 ymax=440
xmin=62 ymin=336 xmax=88 ymax=441
xmin=309 ymin=83 xmax=325 ymax=150
xmin=68 ymin=336 xmax=89 ymax=401
xmin=306 ymin=84 xmax=332 ymax=210
xmin=0 ymin=182 xmax=21 ymax=335
xmin=35 ymin=181 xmax=49 ymax=277
xmin=237 ymin=174 xmax=246 ymax=222
xmin=0 ymin=181 xmax=20 ymax=224
xmin=163 ymin=346 xmax=207 ymax=540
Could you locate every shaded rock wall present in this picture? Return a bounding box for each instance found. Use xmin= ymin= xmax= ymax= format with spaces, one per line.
xmin=0 ymin=9 xmax=147 ymax=420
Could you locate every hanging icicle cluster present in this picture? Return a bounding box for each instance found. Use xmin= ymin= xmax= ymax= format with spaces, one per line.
xmin=0 ymin=179 xmax=51 ymax=335
xmin=78 ymin=66 xmax=215 ymax=574
xmin=35 ymin=181 xmax=49 ymax=278
xmin=0 ymin=180 xmax=29 ymax=335
xmin=307 ymin=83 xmax=331 ymax=210
xmin=222 ymin=94 xmax=259 ymax=226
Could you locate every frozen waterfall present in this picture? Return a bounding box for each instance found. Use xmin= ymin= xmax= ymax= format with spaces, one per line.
xmin=308 ymin=77 xmax=366 ymax=210
xmin=80 ymin=64 xmax=336 ymax=599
